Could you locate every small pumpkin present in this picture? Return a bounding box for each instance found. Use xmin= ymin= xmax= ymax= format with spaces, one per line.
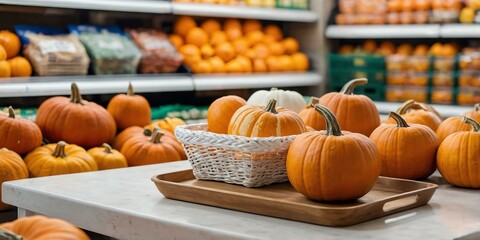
xmin=121 ymin=128 xmax=185 ymax=167
xmin=464 ymin=103 xmax=480 ymax=121
xmin=0 ymin=215 xmax=89 ymax=240
xmin=146 ymin=117 xmax=186 ymax=134
xmin=385 ymin=99 xmax=442 ymax=131
xmin=286 ymin=104 xmax=381 ymax=201
xmin=299 ymin=97 xmax=325 ymax=130
xmin=228 ymin=99 xmax=306 ymax=137
xmin=107 ymin=82 xmax=151 ymax=130
xmin=87 ymin=143 xmax=128 ymax=170
xmin=247 ymin=87 xmax=306 ymax=113
xmin=436 ymin=116 xmax=472 ymax=142
xmin=24 ymin=141 xmax=98 ymax=177
xmin=437 ymin=117 xmax=480 ymax=188
xmin=207 ymin=95 xmax=247 ymax=134
xmin=0 ymin=148 xmax=28 ymax=210
xmin=370 ymin=112 xmax=439 ymax=180
xmin=0 ymin=106 xmax=43 ymax=155
xmin=35 ymin=83 xmax=116 ymax=148
xmin=318 ymin=78 xmax=380 ymax=136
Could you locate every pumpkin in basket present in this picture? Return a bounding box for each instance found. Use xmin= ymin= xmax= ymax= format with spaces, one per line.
xmin=317 ymin=78 xmax=380 ymax=136
xmin=121 ymin=128 xmax=185 ymax=167
xmin=0 ymin=215 xmax=89 ymax=240
xmin=0 ymin=148 xmax=28 ymax=211
xmin=207 ymin=95 xmax=247 ymax=134
xmin=247 ymin=88 xmax=306 ymax=113
xmin=87 ymin=143 xmax=127 ymax=170
xmin=107 ymin=82 xmax=151 ymax=130
xmin=370 ymin=112 xmax=439 ymax=180
xmin=24 ymin=141 xmax=98 ymax=177
xmin=0 ymin=106 xmax=42 ymax=155
xmin=286 ymin=104 xmax=381 ymax=201
xmin=299 ymin=97 xmax=325 ymax=130
xmin=35 ymin=83 xmax=116 ymax=148
xmin=228 ymin=99 xmax=306 ymax=137
xmin=437 ymin=117 xmax=480 ymax=188
xmin=146 ymin=117 xmax=186 ymax=134
xmin=384 ymin=99 xmax=442 ymax=131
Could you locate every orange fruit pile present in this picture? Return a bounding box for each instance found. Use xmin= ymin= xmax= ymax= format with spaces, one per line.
xmin=0 ymin=30 xmax=32 ymax=78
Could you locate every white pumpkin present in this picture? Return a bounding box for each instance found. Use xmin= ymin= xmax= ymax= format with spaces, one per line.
xmin=247 ymin=88 xmax=306 ymax=113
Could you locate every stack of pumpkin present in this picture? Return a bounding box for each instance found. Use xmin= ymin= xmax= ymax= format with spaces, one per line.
xmin=0 ymin=30 xmax=32 ymax=78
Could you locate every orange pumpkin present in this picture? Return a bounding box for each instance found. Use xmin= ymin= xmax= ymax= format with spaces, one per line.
xmin=0 ymin=148 xmax=28 ymax=210
xmin=24 ymin=141 xmax=98 ymax=177
xmin=286 ymin=104 xmax=381 ymax=201
xmin=437 ymin=117 xmax=480 ymax=188
xmin=370 ymin=112 xmax=439 ymax=180
xmin=318 ymin=78 xmax=380 ymax=136
xmin=207 ymin=95 xmax=247 ymax=134
xmin=464 ymin=103 xmax=480 ymax=121
xmin=107 ymin=82 xmax=151 ymax=130
xmin=87 ymin=143 xmax=128 ymax=170
xmin=436 ymin=116 xmax=471 ymax=142
xmin=112 ymin=126 xmax=151 ymax=150
xmin=121 ymin=128 xmax=185 ymax=167
xmin=0 ymin=30 xmax=21 ymax=59
xmin=0 ymin=106 xmax=42 ymax=155
xmin=228 ymin=99 xmax=306 ymax=137
xmin=35 ymin=83 xmax=116 ymax=148
xmin=385 ymin=99 xmax=442 ymax=131
xmin=146 ymin=117 xmax=186 ymax=134
xmin=0 ymin=215 xmax=89 ymax=240
xmin=7 ymin=56 xmax=32 ymax=77
xmin=299 ymin=97 xmax=325 ymax=130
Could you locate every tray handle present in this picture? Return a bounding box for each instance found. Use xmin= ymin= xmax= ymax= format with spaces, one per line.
xmin=378 ymin=187 xmax=434 ymax=213
xmin=382 ymin=194 xmax=419 ymax=213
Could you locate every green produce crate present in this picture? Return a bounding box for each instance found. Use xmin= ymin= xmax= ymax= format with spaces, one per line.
xmin=329 ymin=83 xmax=385 ymax=101
xmin=329 ymin=54 xmax=386 ymax=70
xmin=330 ymin=69 xmax=386 ymax=85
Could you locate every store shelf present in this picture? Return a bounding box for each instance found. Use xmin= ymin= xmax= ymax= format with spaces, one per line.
xmin=172 ymin=3 xmax=318 ymax=22
xmin=325 ymin=24 xmax=441 ymax=39
xmin=0 ymin=0 xmax=171 ymax=13
xmin=440 ymin=24 xmax=480 ymax=38
xmin=0 ymin=74 xmax=194 ymax=97
xmin=192 ymin=72 xmax=321 ymax=91
xmin=374 ymin=101 xmax=472 ymax=118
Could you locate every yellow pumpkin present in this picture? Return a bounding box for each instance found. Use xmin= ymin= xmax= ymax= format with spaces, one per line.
xmin=87 ymin=143 xmax=128 ymax=170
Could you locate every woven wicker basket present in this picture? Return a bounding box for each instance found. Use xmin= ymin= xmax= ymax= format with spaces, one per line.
xmin=175 ymin=123 xmax=297 ymax=187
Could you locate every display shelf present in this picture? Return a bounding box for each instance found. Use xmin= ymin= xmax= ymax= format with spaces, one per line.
xmin=0 ymin=74 xmax=194 ymax=97
xmin=325 ymin=24 xmax=441 ymax=39
xmin=192 ymin=72 xmax=321 ymax=91
xmin=171 ymin=3 xmax=318 ymax=22
xmin=0 ymin=0 xmax=171 ymax=13
xmin=440 ymin=24 xmax=480 ymax=38
xmin=374 ymin=101 xmax=472 ymax=118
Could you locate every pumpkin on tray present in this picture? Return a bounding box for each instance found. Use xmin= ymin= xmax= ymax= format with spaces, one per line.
xmin=0 ymin=148 xmax=28 ymax=211
xmin=0 ymin=106 xmax=42 ymax=155
xmin=107 ymin=82 xmax=151 ymax=130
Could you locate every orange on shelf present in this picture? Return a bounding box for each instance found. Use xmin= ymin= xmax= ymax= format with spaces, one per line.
xmin=168 ymin=34 xmax=184 ymax=49
xmin=247 ymin=30 xmax=264 ymax=46
xmin=185 ymin=28 xmax=209 ymax=47
xmin=396 ymin=43 xmax=413 ymax=55
xmin=339 ymin=44 xmax=355 ymax=54
xmin=201 ymin=19 xmax=222 ymax=36
xmin=282 ymin=38 xmax=299 ymax=54
xmin=277 ymin=55 xmax=294 ymax=72
xmin=235 ymin=55 xmax=253 ymax=73
xmin=253 ymin=58 xmax=268 ymax=72
xmin=268 ymin=41 xmax=285 ymax=56
xmin=264 ymin=24 xmax=283 ymax=41
xmin=387 ymin=0 xmax=402 ymax=12
xmin=252 ymin=43 xmax=270 ymax=59
xmin=442 ymin=43 xmax=457 ymax=57
xmin=291 ymin=52 xmax=309 ymax=71
xmin=0 ymin=60 xmax=11 ymax=78
xmin=263 ymin=35 xmax=277 ymax=45
xmin=362 ymin=40 xmax=377 ymax=54
xmin=210 ymin=30 xmax=228 ymax=46
xmin=226 ymin=27 xmax=242 ymax=41
xmin=243 ymin=19 xmax=262 ymax=35
xmin=200 ymin=44 xmax=215 ymax=58
xmin=0 ymin=45 xmax=6 ymax=61
xmin=209 ymin=56 xmax=226 ymax=73
xmin=415 ymin=0 xmax=431 ymax=11
xmin=401 ymin=0 xmax=414 ymax=12
xmin=7 ymin=56 xmax=31 ymax=77
xmin=225 ymin=59 xmax=244 ymax=73
xmin=232 ymin=38 xmax=250 ymax=55
xmin=223 ymin=19 xmax=242 ymax=31
xmin=0 ymin=30 xmax=21 ymax=59
xmin=179 ymin=44 xmax=201 ymax=58
xmin=266 ymin=56 xmax=281 ymax=72
xmin=192 ymin=60 xmax=213 ymax=74
xmin=413 ymin=44 xmax=429 ymax=56
xmin=377 ymin=41 xmax=396 ymax=55
xmin=173 ymin=16 xmax=197 ymax=37
xmin=430 ymin=43 xmax=443 ymax=56
xmin=215 ymin=42 xmax=236 ymax=62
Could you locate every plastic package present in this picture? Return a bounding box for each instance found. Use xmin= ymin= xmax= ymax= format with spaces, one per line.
xmin=128 ymin=29 xmax=183 ymax=74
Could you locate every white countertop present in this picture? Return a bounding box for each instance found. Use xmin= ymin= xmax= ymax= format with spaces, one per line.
xmin=2 ymin=161 xmax=480 ymax=240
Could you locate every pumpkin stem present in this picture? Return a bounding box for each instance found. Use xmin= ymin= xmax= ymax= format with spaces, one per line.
xmin=52 ymin=141 xmax=67 ymax=158
xmin=389 ymin=111 xmax=409 ymax=128
xmin=143 ymin=128 xmax=153 ymax=137
xmin=0 ymin=228 xmax=23 ymax=240
xmin=396 ymin=100 xmax=427 ymax=114
xmin=69 ymin=83 xmax=84 ymax=105
xmin=264 ymin=99 xmax=278 ymax=114
xmin=313 ymin=104 xmax=343 ymax=136
xmin=7 ymin=106 xmax=15 ymax=119
xmin=150 ymin=128 xmax=165 ymax=144
xmin=127 ymin=82 xmax=134 ymax=96
xmin=308 ymin=97 xmax=319 ymax=106
xmin=270 ymin=87 xmax=278 ymax=91
xmin=474 ymin=103 xmax=479 ymax=112
xmin=339 ymin=78 xmax=368 ymax=95
xmin=463 ymin=116 xmax=480 ymax=132
xmin=102 ymin=143 xmax=113 ymax=154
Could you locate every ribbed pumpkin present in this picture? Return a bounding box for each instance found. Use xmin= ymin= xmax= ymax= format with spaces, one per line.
xmin=0 ymin=215 xmax=89 ymax=240
xmin=35 ymin=83 xmax=116 ymax=148
xmin=146 ymin=117 xmax=186 ymax=134
xmin=228 ymin=99 xmax=306 ymax=137
xmin=0 ymin=148 xmax=28 ymax=210
xmin=317 ymin=78 xmax=380 ymax=136
xmin=121 ymin=128 xmax=185 ymax=167
xmin=87 ymin=143 xmax=127 ymax=170
xmin=286 ymin=104 xmax=381 ymax=201
xmin=385 ymin=99 xmax=442 ymax=131
xmin=437 ymin=117 xmax=480 ymax=188
xmin=0 ymin=106 xmax=42 ymax=155
xmin=370 ymin=112 xmax=439 ymax=180
xmin=24 ymin=141 xmax=98 ymax=177
xmin=107 ymin=82 xmax=151 ymax=130
xmin=247 ymin=88 xmax=306 ymax=113
xmin=299 ymin=97 xmax=325 ymax=130
xmin=464 ymin=103 xmax=480 ymax=121
xmin=207 ymin=95 xmax=247 ymax=134
xmin=112 ymin=126 xmax=152 ymax=150
xmin=436 ymin=116 xmax=472 ymax=142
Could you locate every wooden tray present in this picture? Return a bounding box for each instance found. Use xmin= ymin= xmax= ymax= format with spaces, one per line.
xmin=152 ymin=170 xmax=438 ymax=227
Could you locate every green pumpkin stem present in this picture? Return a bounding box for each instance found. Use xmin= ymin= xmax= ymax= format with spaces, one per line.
xmin=314 ymin=104 xmax=343 ymax=136
xmin=69 ymin=83 xmax=84 ymax=105
xmin=308 ymin=97 xmax=319 ymax=106
xmin=340 ymin=78 xmax=368 ymax=95
xmin=7 ymin=106 xmax=15 ymax=119
xmin=463 ymin=116 xmax=480 ymax=132
xmin=102 ymin=143 xmax=113 ymax=154
xmin=474 ymin=103 xmax=479 ymax=112
xmin=0 ymin=228 xmax=23 ymax=240
xmin=150 ymin=128 xmax=165 ymax=144
xmin=127 ymin=82 xmax=134 ymax=96
xmin=52 ymin=141 xmax=67 ymax=158
xmin=397 ymin=100 xmax=427 ymax=114
xmin=389 ymin=111 xmax=409 ymax=128
xmin=264 ymin=99 xmax=278 ymax=114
